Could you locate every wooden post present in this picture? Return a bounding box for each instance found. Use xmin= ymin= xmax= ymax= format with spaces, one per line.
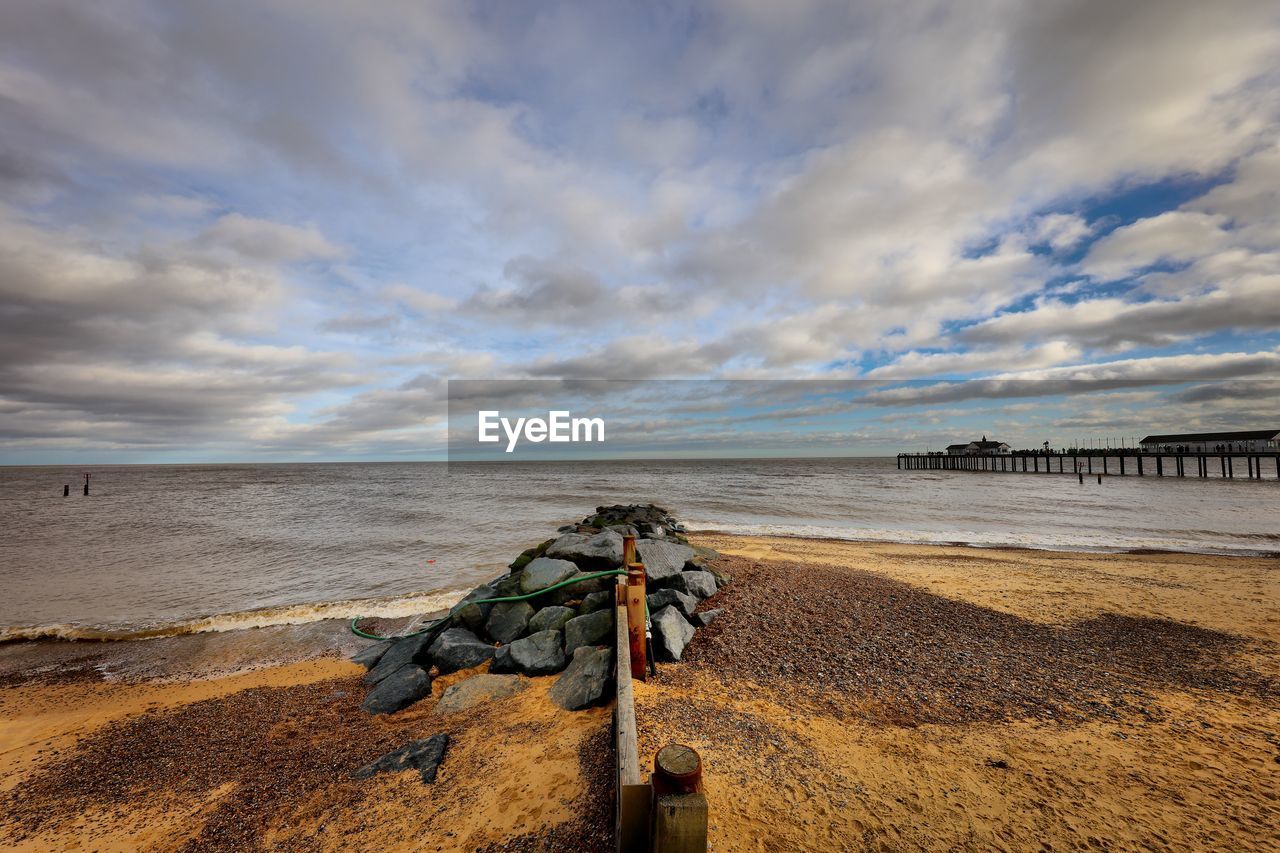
xmin=63 ymin=484 xmax=69 ymax=497
xmin=652 ymin=744 xmax=708 ymax=853
xmin=626 ymin=563 xmax=647 ymax=681
xmin=623 ymin=534 xmax=637 ymax=569
xmin=1097 ymin=474 xmax=1102 ymax=484
xmin=615 ymin=603 xmax=650 ymax=852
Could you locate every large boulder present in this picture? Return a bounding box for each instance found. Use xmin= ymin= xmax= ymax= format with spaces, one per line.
xmin=578 ymin=590 xmax=615 ymax=616
xmin=353 ymin=733 xmax=449 ymax=784
xmin=563 ymin=609 xmax=613 ymax=656
xmin=549 ymin=646 xmax=613 ymax=711
xmin=528 ymin=605 xmax=576 ymax=634
xmin=362 ymin=664 xmax=431 ymax=715
xmin=364 ymin=632 xmax=434 ymax=686
xmin=651 ymin=605 xmax=696 ymax=662
xmin=485 ymin=601 xmax=534 ymax=644
xmin=428 ymin=627 xmax=495 ymax=673
xmin=351 ymin=640 xmax=392 ymax=670
xmin=543 ymin=570 xmax=611 ymax=606
xmin=491 ymin=630 xmax=567 ymax=676
xmin=519 ymin=557 xmax=579 ymax=595
xmin=665 ymin=570 xmax=718 ymax=600
xmin=453 ymin=602 xmax=488 ymax=635
xmin=636 ymin=539 xmax=695 ymax=583
xmin=647 ymin=588 xmax=698 ymax=619
xmin=435 ymin=674 xmax=526 ymax=714
xmin=545 ymin=529 xmax=625 ymax=569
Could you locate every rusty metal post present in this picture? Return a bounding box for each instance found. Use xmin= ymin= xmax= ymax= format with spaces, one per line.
xmin=625 ymin=562 xmax=647 ymax=681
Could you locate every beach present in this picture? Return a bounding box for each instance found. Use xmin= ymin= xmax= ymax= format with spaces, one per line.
xmin=2 ymin=533 xmax=1277 ymax=850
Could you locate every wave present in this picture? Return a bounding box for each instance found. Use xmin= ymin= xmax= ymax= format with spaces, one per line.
xmin=694 ymin=521 xmax=1280 ymax=558
xmin=0 ymin=587 xmax=471 ymax=644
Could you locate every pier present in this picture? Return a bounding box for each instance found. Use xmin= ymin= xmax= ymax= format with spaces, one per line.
xmin=897 ymin=450 xmax=1280 ymax=479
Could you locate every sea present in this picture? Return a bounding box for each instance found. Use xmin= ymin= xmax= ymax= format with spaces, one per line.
xmin=1 ymin=458 xmax=1277 ymax=644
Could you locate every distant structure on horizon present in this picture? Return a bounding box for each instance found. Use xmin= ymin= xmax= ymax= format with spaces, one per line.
xmin=1139 ymin=429 xmax=1280 ymax=454
xmin=945 ymin=436 xmax=1012 ymax=456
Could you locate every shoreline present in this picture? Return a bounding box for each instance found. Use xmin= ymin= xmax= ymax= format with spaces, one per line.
xmin=2 ymin=531 xmax=1277 ymax=849
xmin=4 ymin=528 xmax=1277 ymax=649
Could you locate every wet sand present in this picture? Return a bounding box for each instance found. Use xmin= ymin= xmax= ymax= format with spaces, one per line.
xmin=2 ymin=536 xmax=1277 ymax=850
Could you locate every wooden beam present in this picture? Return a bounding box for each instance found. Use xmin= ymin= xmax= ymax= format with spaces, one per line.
xmin=614 ymin=603 xmax=649 ymax=853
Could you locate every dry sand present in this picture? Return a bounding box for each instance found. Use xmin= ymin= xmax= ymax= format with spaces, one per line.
xmin=2 ymin=536 xmax=1276 ymax=851
xmin=631 ymin=534 xmax=1280 ymax=851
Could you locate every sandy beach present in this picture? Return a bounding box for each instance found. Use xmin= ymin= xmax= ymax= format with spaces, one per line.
xmin=2 ymin=534 xmax=1277 ymax=850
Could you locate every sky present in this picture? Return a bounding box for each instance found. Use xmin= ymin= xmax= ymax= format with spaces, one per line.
xmin=1 ymin=0 xmax=1279 ymax=462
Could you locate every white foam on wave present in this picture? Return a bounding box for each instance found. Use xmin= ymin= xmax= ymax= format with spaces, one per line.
xmin=0 ymin=587 xmax=470 ymax=644
xmin=694 ymin=521 xmax=1279 ymax=557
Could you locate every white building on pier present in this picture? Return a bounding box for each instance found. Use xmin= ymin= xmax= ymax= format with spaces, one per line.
xmin=1138 ymin=430 xmax=1280 ymax=453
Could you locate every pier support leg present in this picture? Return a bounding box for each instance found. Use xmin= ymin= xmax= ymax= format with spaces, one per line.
xmin=1157 ymin=456 xmax=1163 ymax=476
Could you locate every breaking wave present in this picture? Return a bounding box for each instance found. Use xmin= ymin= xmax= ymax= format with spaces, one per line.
xmin=0 ymin=587 xmax=469 ymax=644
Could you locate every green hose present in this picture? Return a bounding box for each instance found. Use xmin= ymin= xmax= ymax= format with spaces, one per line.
xmin=350 ymin=568 xmax=631 ymax=641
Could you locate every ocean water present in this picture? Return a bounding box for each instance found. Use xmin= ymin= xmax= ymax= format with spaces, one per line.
xmin=1 ymin=458 xmax=1277 ymax=641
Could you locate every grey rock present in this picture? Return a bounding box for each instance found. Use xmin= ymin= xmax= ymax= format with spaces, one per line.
xmin=549 ymin=646 xmax=613 ymax=711
xmin=638 ymin=522 xmax=665 ymax=537
xmin=606 ymin=523 xmax=639 ymax=538
xmin=651 ymin=605 xmax=696 ymax=662
xmin=361 ymin=664 xmax=431 ymax=715
xmin=364 ymin=632 xmax=434 ymax=686
xmin=578 ymin=590 xmax=615 ymax=616
xmin=665 ymin=570 xmax=718 ymax=600
xmin=636 ymin=539 xmax=695 ymax=582
xmin=519 ymin=557 xmax=579 ymax=595
xmin=528 ymin=605 xmax=575 ymax=634
xmin=435 ymin=674 xmax=526 ymax=714
xmin=545 ymin=529 xmax=625 ymax=569
xmin=563 ymin=609 xmax=613 ymax=656
xmin=491 ymin=630 xmax=566 ymax=676
xmin=693 ymin=608 xmax=722 ymax=628
xmin=351 ymin=640 xmax=392 ymax=670
xmin=353 ymin=733 xmax=449 ymax=783
xmin=427 ymin=627 xmax=495 ymax=673
xmin=454 ymin=602 xmax=488 ymax=635
xmin=544 ymin=570 xmax=610 ymax=606
xmin=485 ymin=601 xmax=534 ymax=644
xmin=647 ymin=588 xmax=698 ymax=619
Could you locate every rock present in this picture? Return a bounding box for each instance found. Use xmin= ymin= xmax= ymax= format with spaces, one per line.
xmin=665 ymin=570 xmax=718 ymax=600
xmin=651 ymin=605 xmax=695 ymax=662
xmin=353 ymin=733 xmax=449 ymax=784
xmin=351 ymin=640 xmax=392 ymax=670
xmin=509 ymin=539 xmax=556 ymax=573
xmin=549 ymin=646 xmax=613 ymax=711
xmin=528 ymin=605 xmax=576 ymax=634
xmin=544 ymin=570 xmax=610 ymax=606
xmin=361 ymin=664 xmax=431 ymax=715
xmin=428 ymin=627 xmax=495 ymax=673
xmin=364 ymin=632 xmax=434 ymax=686
xmin=519 ymin=557 xmax=579 ymax=595
xmin=693 ymin=608 xmax=722 ymax=628
xmin=636 ymin=539 xmax=695 ymax=582
xmin=706 ymin=564 xmax=733 ymax=588
xmin=563 ymin=609 xmax=613 ymax=656
xmin=491 ymin=630 xmax=566 ymax=676
xmin=692 ymin=544 xmax=720 ymax=561
xmin=638 ymin=522 xmax=665 ymax=537
xmin=545 ymin=529 xmax=625 ymax=569
xmin=647 ymin=588 xmax=698 ymax=619
xmin=435 ymin=674 xmax=526 ymax=714
xmin=485 ymin=601 xmax=534 ymax=644
xmin=578 ymin=590 xmax=614 ymax=616
xmin=606 ymin=523 xmax=639 ymax=538
xmin=454 ymin=602 xmax=488 ymax=635
xmin=557 ymin=524 xmax=575 ymax=533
